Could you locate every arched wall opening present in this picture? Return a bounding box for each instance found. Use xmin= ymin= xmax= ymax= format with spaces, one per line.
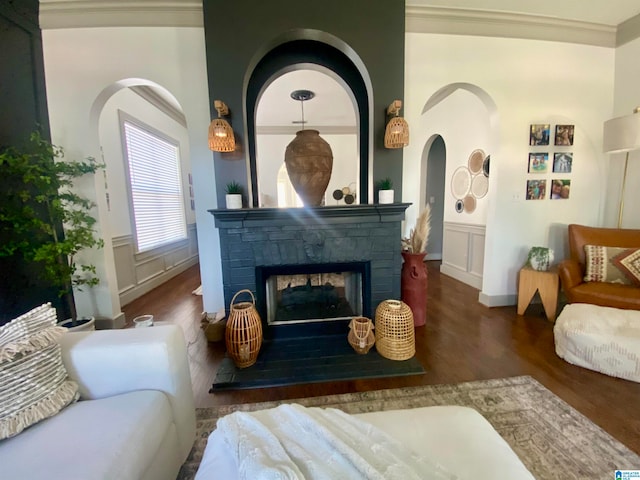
xmin=92 ymin=79 xmax=199 ymax=309
xmin=421 ymin=135 xmax=446 ymax=260
xmin=245 ymin=37 xmax=373 ymax=206
xmin=406 ymin=82 xmax=498 ymax=290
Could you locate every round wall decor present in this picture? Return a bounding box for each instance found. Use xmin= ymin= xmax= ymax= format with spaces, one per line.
xmin=468 ymin=149 xmax=485 ymax=174
xmin=463 ymin=194 xmax=477 ymax=213
xmin=455 ymin=199 xmax=464 ymax=213
xmin=471 ymin=174 xmax=489 ymax=199
xmin=483 ymin=155 xmax=490 ymax=177
xmin=451 ymin=166 xmax=472 ymax=199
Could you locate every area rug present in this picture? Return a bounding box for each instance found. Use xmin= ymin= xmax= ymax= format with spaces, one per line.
xmin=178 ymin=375 xmax=640 ymax=479
xmin=212 ymin=335 xmax=425 ymax=391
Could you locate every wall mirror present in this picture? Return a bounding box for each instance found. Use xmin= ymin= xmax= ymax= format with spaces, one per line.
xmin=254 ymin=69 xmax=359 ymax=207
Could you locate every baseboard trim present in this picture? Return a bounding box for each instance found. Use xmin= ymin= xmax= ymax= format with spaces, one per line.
xmin=478 ymin=292 xmax=517 ymax=307
xmin=120 ymin=256 xmax=198 ymax=307
xmin=95 ymin=311 xmax=126 ymax=329
xmin=440 ymin=263 xmax=482 ymax=290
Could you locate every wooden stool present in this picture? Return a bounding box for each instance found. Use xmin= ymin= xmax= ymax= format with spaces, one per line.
xmin=517 ymin=266 xmax=559 ymax=321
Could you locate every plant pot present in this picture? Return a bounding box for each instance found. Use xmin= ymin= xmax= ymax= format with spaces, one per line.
xmin=59 ymin=316 xmax=96 ymax=332
xmin=526 ymin=247 xmax=554 ymax=271
xmin=378 ymin=189 xmax=394 ymax=204
xmin=225 ymin=194 xmax=242 ymax=209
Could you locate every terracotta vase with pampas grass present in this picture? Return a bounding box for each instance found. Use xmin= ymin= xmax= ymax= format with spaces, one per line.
xmin=401 ymin=205 xmax=432 ymax=327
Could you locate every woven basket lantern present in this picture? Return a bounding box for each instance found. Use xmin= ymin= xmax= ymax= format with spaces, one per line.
xmin=225 ymin=289 xmax=262 ymax=368
xmin=347 ymin=316 xmax=375 ymax=354
xmin=384 ymin=117 xmax=409 ymax=149
xmin=374 ymin=300 xmax=415 ymax=361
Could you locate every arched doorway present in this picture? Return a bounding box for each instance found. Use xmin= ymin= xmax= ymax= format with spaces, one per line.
xmin=416 ymin=83 xmax=498 ymax=290
xmin=422 ymin=135 xmax=446 ymax=260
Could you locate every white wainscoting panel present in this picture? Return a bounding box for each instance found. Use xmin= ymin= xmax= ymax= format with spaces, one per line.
xmin=113 ymin=224 xmax=199 ymax=306
xmin=440 ymin=222 xmax=485 ymax=290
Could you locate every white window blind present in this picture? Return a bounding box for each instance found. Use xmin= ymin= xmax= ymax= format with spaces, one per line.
xmin=123 ymin=121 xmax=187 ymax=252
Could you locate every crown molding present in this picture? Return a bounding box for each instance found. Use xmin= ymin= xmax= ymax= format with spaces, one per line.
xmin=406 ymin=5 xmax=617 ymax=48
xmin=39 ymin=2 xmax=640 ymax=47
xmin=39 ymin=1 xmax=203 ymax=29
xmin=129 ymin=86 xmax=187 ymax=127
xmin=617 ymin=12 xmax=640 ymax=46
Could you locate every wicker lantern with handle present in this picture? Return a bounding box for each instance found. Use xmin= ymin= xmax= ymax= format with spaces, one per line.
xmin=225 ymin=289 xmax=262 ymax=368
xmin=347 ymin=316 xmax=375 ymax=354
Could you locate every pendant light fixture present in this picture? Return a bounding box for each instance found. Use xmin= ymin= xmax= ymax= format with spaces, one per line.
xmin=208 ymin=100 xmax=235 ymax=152
xmin=284 ymin=90 xmax=334 ymax=207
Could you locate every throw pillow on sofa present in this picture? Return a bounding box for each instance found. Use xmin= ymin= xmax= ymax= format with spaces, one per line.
xmin=583 ymin=245 xmax=640 ymax=286
xmin=0 ymin=303 xmax=79 ymax=440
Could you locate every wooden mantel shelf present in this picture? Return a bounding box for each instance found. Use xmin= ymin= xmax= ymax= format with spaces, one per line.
xmin=209 ymin=203 xmax=411 ymax=228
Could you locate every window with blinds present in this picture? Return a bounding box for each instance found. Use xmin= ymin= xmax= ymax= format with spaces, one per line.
xmin=122 ymin=120 xmax=187 ymax=253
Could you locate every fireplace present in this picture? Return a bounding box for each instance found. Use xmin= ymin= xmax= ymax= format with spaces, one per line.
xmin=210 ymin=204 xmax=409 ymax=339
xmin=256 ymin=261 xmax=370 ymax=333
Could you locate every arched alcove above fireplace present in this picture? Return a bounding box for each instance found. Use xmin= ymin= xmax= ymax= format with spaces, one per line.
xmin=203 ymin=0 xmax=405 ymax=210
xmin=246 ymin=37 xmax=372 ymax=207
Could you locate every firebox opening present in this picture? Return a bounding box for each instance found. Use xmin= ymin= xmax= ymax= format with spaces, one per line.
xmin=256 ymin=262 xmax=371 ymax=329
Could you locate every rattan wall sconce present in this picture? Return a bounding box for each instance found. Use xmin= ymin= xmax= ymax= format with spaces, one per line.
xmin=208 ymin=100 xmax=236 ymax=152
xmin=384 ymin=100 xmax=409 ymax=149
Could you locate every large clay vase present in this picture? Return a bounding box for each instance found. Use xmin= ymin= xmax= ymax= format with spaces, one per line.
xmin=401 ymin=251 xmax=428 ymax=327
xmin=284 ymin=129 xmax=333 ymax=206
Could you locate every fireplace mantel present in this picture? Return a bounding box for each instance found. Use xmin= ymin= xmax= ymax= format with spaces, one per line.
xmin=210 ymin=204 xmax=410 ymax=337
xmin=209 ymin=204 xmax=410 ymax=228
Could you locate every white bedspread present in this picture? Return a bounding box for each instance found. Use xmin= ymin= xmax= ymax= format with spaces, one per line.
xmin=215 ymin=403 xmax=457 ymax=480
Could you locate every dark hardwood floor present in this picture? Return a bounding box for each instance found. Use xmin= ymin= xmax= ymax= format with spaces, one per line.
xmin=122 ymin=261 xmax=640 ymax=455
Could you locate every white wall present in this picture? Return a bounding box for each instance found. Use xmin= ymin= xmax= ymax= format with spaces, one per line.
xmin=403 ymin=33 xmax=615 ymax=305
xmin=42 ymin=27 xmax=225 ymax=321
xmin=607 ymin=37 xmax=640 ymax=229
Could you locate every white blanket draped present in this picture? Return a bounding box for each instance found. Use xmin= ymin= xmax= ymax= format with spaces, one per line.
xmin=216 ymin=403 xmax=457 ymax=480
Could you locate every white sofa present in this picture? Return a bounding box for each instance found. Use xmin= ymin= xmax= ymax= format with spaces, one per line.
xmin=0 ymin=325 xmax=196 ymax=480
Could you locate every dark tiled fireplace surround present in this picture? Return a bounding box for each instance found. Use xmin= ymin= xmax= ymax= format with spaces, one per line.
xmin=210 ymin=204 xmax=409 ymax=339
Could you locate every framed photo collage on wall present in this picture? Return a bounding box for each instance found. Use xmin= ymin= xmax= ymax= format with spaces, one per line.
xmin=527 ymin=124 xmax=574 ymax=201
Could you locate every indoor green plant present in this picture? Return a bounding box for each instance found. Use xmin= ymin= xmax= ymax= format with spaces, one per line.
xmin=525 ymin=246 xmax=554 ymax=271
xmin=225 ymin=181 xmax=243 ymax=209
xmin=375 ymin=178 xmax=394 ymax=204
xmin=0 ymin=132 xmax=104 ymax=327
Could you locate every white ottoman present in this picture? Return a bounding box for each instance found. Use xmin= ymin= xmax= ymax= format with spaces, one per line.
xmin=554 ymin=303 xmax=640 ymax=382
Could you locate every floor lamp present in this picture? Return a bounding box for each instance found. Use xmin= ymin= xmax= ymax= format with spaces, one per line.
xmin=603 ymin=107 xmax=640 ymax=228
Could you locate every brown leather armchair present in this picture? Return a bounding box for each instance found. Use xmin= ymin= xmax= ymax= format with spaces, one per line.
xmin=558 ymin=224 xmax=640 ymax=310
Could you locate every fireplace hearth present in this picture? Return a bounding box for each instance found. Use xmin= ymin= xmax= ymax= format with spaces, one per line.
xmin=210 ymin=204 xmax=409 ymax=339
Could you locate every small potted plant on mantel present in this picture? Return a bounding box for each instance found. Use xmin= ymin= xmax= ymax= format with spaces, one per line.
xmin=375 ymin=177 xmax=394 ymax=204
xmin=225 ymin=181 xmax=243 ymax=209
xmin=0 ymin=132 xmax=104 ymax=330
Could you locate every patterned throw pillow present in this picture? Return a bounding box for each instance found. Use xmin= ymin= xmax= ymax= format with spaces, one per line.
xmin=0 ymin=303 xmax=79 ymax=440
xmin=583 ymin=245 xmax=640 ymax=286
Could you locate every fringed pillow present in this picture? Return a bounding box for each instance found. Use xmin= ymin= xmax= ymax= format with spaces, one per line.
xmin=0 ymin=303 xmax=79 ymax=440
xmin=583 ymin=245 xmax=640 ymax=286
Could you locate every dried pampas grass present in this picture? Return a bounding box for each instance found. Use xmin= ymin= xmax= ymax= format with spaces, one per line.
xmin=402 ymin=204 xmax=432 ymax=254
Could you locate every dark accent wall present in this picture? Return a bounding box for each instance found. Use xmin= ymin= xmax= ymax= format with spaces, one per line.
xmin=0 ymin=1 xmax=49 ymax=148
xmin=0 ymin=1 xmax=66 ymax=323
xmin=202 ymin=0 xmax=406 ymax=207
